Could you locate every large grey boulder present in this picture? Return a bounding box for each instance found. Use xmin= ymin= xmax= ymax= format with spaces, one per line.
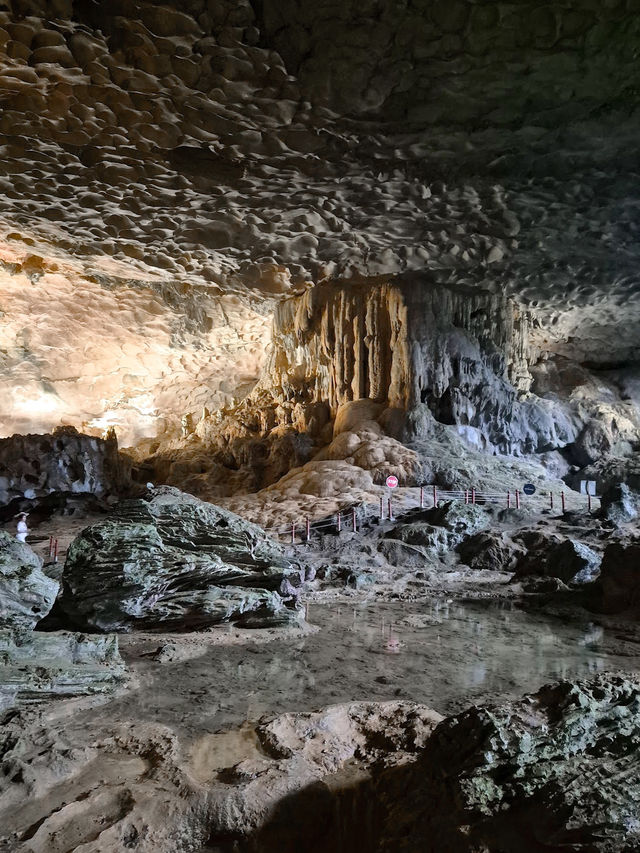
xmin=380 ymin=502 xmax=490 ymax=566
xmin=456 ymin=531 xmax=522 ymax=572
xmin=57 ymin=488 xmax=301 ymax=631
xmin=0 ymin=630 xmax=125 ymax=711
xmin=0 ymin=531 xmax=124 ymax=709
xmin=0 ymin=531 xmax=59 ymax=630
xmin=600 ymin=482 xmax=639 ymax=526
xmin=381 ymin=674 xmax=640 ymax=853
xmin=512 ymin=530 xmax=601 ymax=584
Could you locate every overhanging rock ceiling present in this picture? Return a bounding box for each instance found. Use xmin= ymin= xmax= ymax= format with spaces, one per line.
xmin=1 ymin=0 xmax=639 ymax=439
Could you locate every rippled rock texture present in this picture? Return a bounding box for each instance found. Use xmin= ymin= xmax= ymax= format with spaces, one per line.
xmin=381 ymin=673 xmax=640 ymax=853
xmin=0 ymin=530 xmax=57 ymax=631
xmin=0 ymin=529 xmax=124 ymax=709
xmin=0 ymin=630 xmax=125 ymax=710
xmin=57 ymin=487 xmax=300 ymax=631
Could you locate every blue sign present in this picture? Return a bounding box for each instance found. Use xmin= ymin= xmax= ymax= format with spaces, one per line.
xmin=523 ymin=483 xmax=536 ymax=495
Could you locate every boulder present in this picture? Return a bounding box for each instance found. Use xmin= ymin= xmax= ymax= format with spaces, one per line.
xmin=513 ymin=530 xmax=601 ymax=584
xmin=600 ymin=482 xmax=639 ymax=526
xmin=456 ymin=531 xmax=521 ymax=572
xmin=57 ymin=488 xmax=301 ymax=631
xmin=0 ymin=531 xmax=59 ymax=630
xmin=381 ymin=502 xmax=490 ymax=564
xmin=598 ymin=540 xmax=640 ymax=613
xmin=0 ymin=532 xmax=124 ymax=709
xmin=422 ymin=501 xmax=489 ymax=540
xmin=0 ymin=630 xmax=125 ymax=711
xmin=382 ymin=674 xmax=640 ymax=853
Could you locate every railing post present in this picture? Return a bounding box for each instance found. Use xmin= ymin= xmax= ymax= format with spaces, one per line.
xmin=471 ymin=488 xmax=476 ymax=505
xmin=420 ymin=486 xmax=424 ymax=509
xmin=337 ymin=512 xmax=341 ymax=533
xmin=464 ymin=489 xmax=469 ymax=504
xmin=515 ymin=490 xmax=520 ymax=510
xmin=306 ymin=517 xmax=311 ymax=543
xmin=507 ymin=490 xmax=511 ymax=508
xmin=379 ymin=496 xmax=384 ymax=519
xmin=352 ymin=507 xmax=357 ymax=532
xmin=561 ymin=491 xmax=566 ymax=513
xmin=53 ymin=539 xmax=58 ymax=563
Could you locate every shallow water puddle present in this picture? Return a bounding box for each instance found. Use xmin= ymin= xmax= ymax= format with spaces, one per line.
xmin=305 ymin=599 xmax=620 ymax=714
xmin=118 ymin=599 xmax=640 ymax=739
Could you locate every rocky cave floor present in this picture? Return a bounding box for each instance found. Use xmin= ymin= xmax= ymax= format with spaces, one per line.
xmin=3 ymin=487 xmax=640 ymax=853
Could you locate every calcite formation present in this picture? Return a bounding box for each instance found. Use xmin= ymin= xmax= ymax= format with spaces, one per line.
xmin=57 ymin=487 xmax=301 ymax=631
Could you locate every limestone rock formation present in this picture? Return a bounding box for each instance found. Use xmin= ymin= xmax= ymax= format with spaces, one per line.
xmin=381 ymin=674 xmax=640 ymax=853
xmin=600 ymin=482 xmax=639 ymax=526
xmin=456 ymin=531 xmax=522 ymax=573
xmin=207 ymin=701 xmax=444 ymax=850
xmin=0 ymin=530 xmax=124 ymax=709
xmin=0 ymin=0 xmax=639 ymax=454
xmin=380 ymin=501 xmax=489 ymax=567
xmin=0 ymin=630 xmax=125 ymax=711
xmin=512 ymin=530 xmax=602 ymax=585
xmin=57 ymin=487 xmax=301 ymax=631
xmin=138 ymin=275 xmax=639 ymax=509
xmin=0 ymin=426 xmax=131 ymax=508
xmin=0 ymin=530 xmax=58 ymax=630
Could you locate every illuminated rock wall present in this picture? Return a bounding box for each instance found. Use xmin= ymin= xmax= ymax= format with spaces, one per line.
xmin=265 ymin=278 xmax=535 ymax=453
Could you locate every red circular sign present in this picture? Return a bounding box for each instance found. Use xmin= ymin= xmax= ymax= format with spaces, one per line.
xmin=386 ymin=475 xmax=398 ymax=489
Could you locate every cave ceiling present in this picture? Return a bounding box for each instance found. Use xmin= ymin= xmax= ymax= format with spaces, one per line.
xmin=1 ymin=0 xmax=639 ymax=442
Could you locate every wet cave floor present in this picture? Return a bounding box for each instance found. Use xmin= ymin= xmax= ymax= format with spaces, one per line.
xmin=90 ymin=598 xmax=640 ymax=743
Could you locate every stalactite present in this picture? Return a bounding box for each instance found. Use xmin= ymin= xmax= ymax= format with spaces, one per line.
xmin=260 ymin=277 xmax=542 ymax=454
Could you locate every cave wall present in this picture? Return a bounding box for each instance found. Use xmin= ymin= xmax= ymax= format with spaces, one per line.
xmin=265 ymin=278 xmax=536 ymax=453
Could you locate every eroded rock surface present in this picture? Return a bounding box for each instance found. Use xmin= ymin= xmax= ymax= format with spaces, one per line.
xmin=0 ymin=426 xmax=131 ymax=508
xmin=600 ymin=482 xmax=639 ymax=526
xmin=0 ymin=0 xmax=639 ymax=448
xmin=513 ymin=530 xmax=602 ymax=585
xmin=0 ymin=530 xmax=57 ymax=630
xmin=381 ymin=673 xmax=640 ymax=853
xmin=57 ymin=487 xmax=300 ymax=631
xmin=0 ymin=529 xmax=124 ymax=710
xmin=0 ymin=630 xmax=125 ymax=711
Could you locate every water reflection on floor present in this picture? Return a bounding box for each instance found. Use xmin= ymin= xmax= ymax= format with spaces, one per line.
xmin=303 ymin=599 xmax=618 ymax=714
xmin=120 ymin=599 xmax=640 ymax=736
